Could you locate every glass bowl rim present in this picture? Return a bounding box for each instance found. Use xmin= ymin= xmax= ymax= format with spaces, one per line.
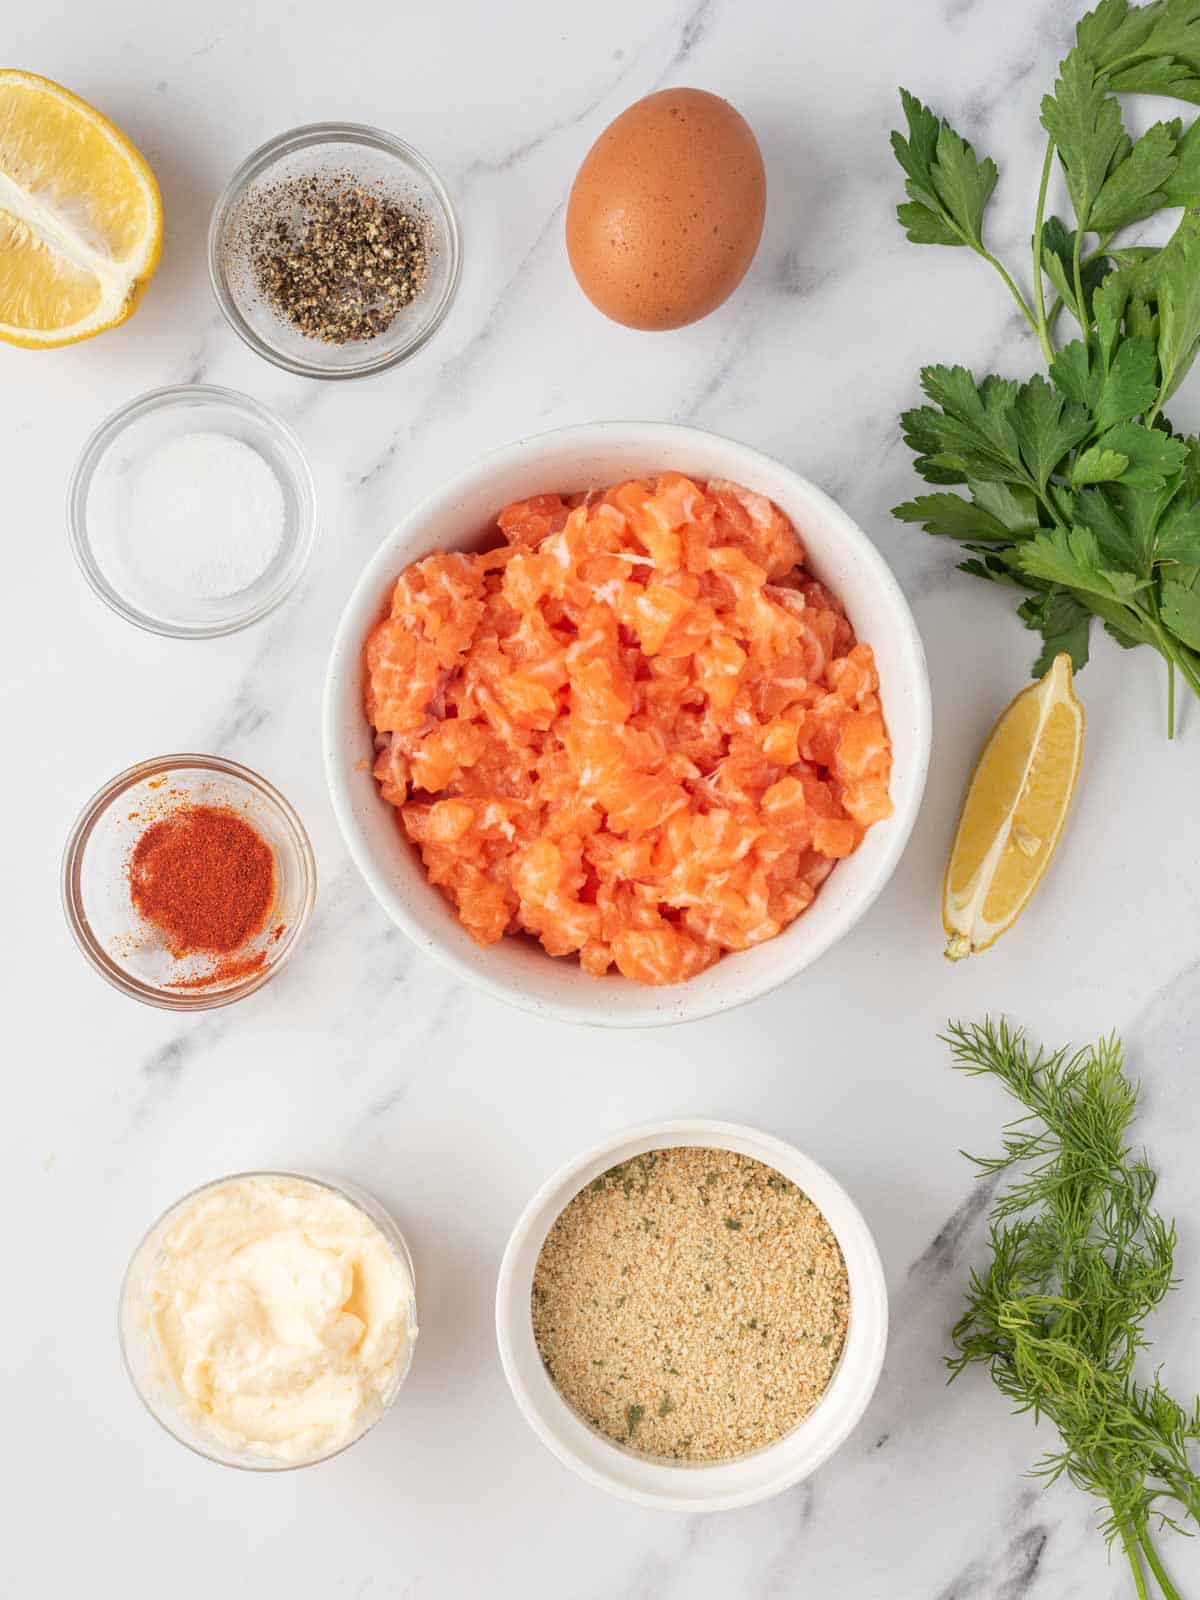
xmin=207 ymin=120 xmax=463 ymax=381
xmin=66 ymin=382 xmax=318 ymax=640
xmin=61 ymin=752 xmax=317 ymax=1011
xmin=118 ymin=1168 xmax=418 ymax=1471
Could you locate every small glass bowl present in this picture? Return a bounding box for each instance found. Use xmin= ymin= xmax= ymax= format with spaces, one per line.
xmin=68 ymin=384 xmax=317 ymax=639
xmin=208 ymin=122 xmax=462 ymax=380
xmin=119 ymin=1171 xmax=418 ymax=1470
xmin=62 ymin=754 xmax=316 ymax=1010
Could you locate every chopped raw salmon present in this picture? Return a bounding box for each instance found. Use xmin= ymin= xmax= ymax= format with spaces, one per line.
xmin=363 ymin=474 xmax=893 ymax=985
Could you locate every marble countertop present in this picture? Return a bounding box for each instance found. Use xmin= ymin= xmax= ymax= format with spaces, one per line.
xmin=6 ymin=0 xmax=1200 ymax=1594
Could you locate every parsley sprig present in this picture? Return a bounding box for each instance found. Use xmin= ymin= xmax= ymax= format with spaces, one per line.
xmin=945 ymin=1019 xmax=1200 ymax=1600
xmin=893 ymin=1 xmax=1200 ymax=736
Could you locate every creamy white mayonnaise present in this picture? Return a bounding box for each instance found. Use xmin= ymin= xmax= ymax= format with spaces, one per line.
xmin=141 ymin=1174 xmax=414 ymax=1463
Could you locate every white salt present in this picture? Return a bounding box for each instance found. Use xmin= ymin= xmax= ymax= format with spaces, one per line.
xmin=125 ymin=431 xmax=285 ymax=600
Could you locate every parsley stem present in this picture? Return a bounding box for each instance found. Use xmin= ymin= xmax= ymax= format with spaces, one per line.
xmin=1148 ymin=615 xmax=1200 ymax=739
xmin=977 ymin=248 xmax=1043 ymax=344
xmin=1146 ymin=585 xmax=1179 ymax=740
xmin=1031 ymin=139 xmax=1056 ymax=365
xmin=1045 ymin=231 xmax=1111 ymax=339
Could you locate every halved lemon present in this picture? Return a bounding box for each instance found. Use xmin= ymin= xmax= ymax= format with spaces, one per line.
xmin=943 ymin=653 xmax=1083 ymax=960
xmin=0 ymin=69 xmax=162 ymax=348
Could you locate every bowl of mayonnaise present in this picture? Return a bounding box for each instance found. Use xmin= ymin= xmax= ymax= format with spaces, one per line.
xmin=119 ymin=1170 xmax=417 ymax=1469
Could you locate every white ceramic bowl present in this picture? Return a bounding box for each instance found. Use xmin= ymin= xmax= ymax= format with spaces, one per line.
xmin=323 ymin=423 xmax=931 ymax=1026
xmin=495 ymin=1119 xmax=887 ymax=1511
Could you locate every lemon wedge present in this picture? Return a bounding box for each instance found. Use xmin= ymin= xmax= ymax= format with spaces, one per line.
xmin=943 ymin=653 xmax=1083 ymax=960
xmin=0 ymin=69 xmax=162 ymax=348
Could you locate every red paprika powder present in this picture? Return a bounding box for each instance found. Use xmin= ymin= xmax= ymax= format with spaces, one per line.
xmin=128 ymin=804 xmax=275 ymax=956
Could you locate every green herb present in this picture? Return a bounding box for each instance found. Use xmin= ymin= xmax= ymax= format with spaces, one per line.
xmin=625 ymin=1403 xmax=645 ymax=1438
xmin=944 ymin=1017 xmax=1200 ymax=1600
xmin=658 ymin=1394 xmax=676 ymax=1418
xmin=892 ymin=1 xmax=1200 ymax=737
xmin=724 ymin=1216 xmax=743 ymax=1231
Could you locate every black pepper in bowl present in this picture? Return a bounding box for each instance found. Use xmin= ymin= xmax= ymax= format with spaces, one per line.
xmin=249 ymin=176 xmax=427 ymax=345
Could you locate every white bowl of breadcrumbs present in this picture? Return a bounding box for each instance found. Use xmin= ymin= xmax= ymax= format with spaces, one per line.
xmin=495 ymin=1118 xmax=887 ymax=1511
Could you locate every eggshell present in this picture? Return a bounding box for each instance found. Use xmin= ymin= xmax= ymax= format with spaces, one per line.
xmin=566 ymin=87 xmax=766 ymax=331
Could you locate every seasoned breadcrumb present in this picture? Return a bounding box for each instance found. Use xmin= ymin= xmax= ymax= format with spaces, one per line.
xmin=532 ymin=1147 xmax=850 ymax=1460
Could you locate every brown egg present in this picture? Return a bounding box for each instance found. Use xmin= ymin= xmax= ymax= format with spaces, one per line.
xmin=566 ymin=87 xmax=766 ymax=331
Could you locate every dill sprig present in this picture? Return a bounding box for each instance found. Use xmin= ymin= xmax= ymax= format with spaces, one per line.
xmin=944 ymin=1018 xmax=1200 ymax=1600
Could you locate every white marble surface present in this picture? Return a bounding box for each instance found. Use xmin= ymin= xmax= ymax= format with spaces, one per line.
xmin=5 ymin=0 xmax=1200 ymax=1594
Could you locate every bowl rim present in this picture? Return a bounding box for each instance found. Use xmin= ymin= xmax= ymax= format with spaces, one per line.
xmin=207 ymin=120 xmax=463 ymax=381
xmin=61 ymin=752 xmax=317 ymax=1010
xmin=494 ymin=1118 xmax=888 ymax=1511
xmin=322 ymin=421 xmax=932 ymax=1027
xmin=66 ymin=383 xmax=318 ymax=639
xmin=118 ymin=1168 xmax=418 ymax=1471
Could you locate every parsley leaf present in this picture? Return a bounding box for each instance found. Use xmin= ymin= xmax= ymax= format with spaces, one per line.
xmin=1090 ymin=118 xmax=1180 ymax=231
xmin=1018 ymin=588 xmax=1094 ymax=672
xmin=1160 ymin=112 xmax=1200 ymax=203
xmin=1097 ymin=338 xmax=1160 ymax=426
xmin=1018 ymin=523 xmax=1150 ymax=600
xmin=1073 ymin=484 xmax=1154 ymax=568
xmin=1040 ymin=49 xmax=1128 ymax=230
xmin=1160 ymin=574 xmax=1200 ymax=647
xmin=892 ymin=90 xmax=997 ymax=251
xmin=1071 ymin=445 xmax=1130 ymax=486
xmin=1156 ymin=498 xmax=1200 ymax=561
xmin=1013 ymin=376 xmax=1091 ymax=490
xmin=1089 ymin=0 xmax=1200 ymax=102
xmin=1075 ymin=0 xmax=1160 ymax=66
xmin=1056 ymin=316 xmax=1158 ymax=435
xmin=969 ymin=479 xmax=1042 ymax=533
xmin=1092 ymin=269 xmax=1132 ymax=365
xmin=901 ymin=366 xmax=1025 ymax=486
xmin=1049 ymin=340 xmax=1099 ymax=409
xmin=892 ymin=493 xmax=1017 ymax=542
xmin=929 ymin=122 xmax=999 ymax=249
xmin=1153 ymin=212 xmax=1200 ymax=407
xmin=1096 ymin=420 xmax=1189 ymax=488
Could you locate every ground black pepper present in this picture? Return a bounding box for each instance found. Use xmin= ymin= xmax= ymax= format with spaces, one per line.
xmin=249 ymin=176 xmax=428 ymax=345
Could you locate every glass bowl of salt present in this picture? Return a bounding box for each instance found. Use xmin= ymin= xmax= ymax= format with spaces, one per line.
xmin=67 ymin=384 xmax=317 ymax=638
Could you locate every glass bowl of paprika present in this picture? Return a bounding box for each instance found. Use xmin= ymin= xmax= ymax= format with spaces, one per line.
xmin=61 ymin=754 xmax=317 ymax=1009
